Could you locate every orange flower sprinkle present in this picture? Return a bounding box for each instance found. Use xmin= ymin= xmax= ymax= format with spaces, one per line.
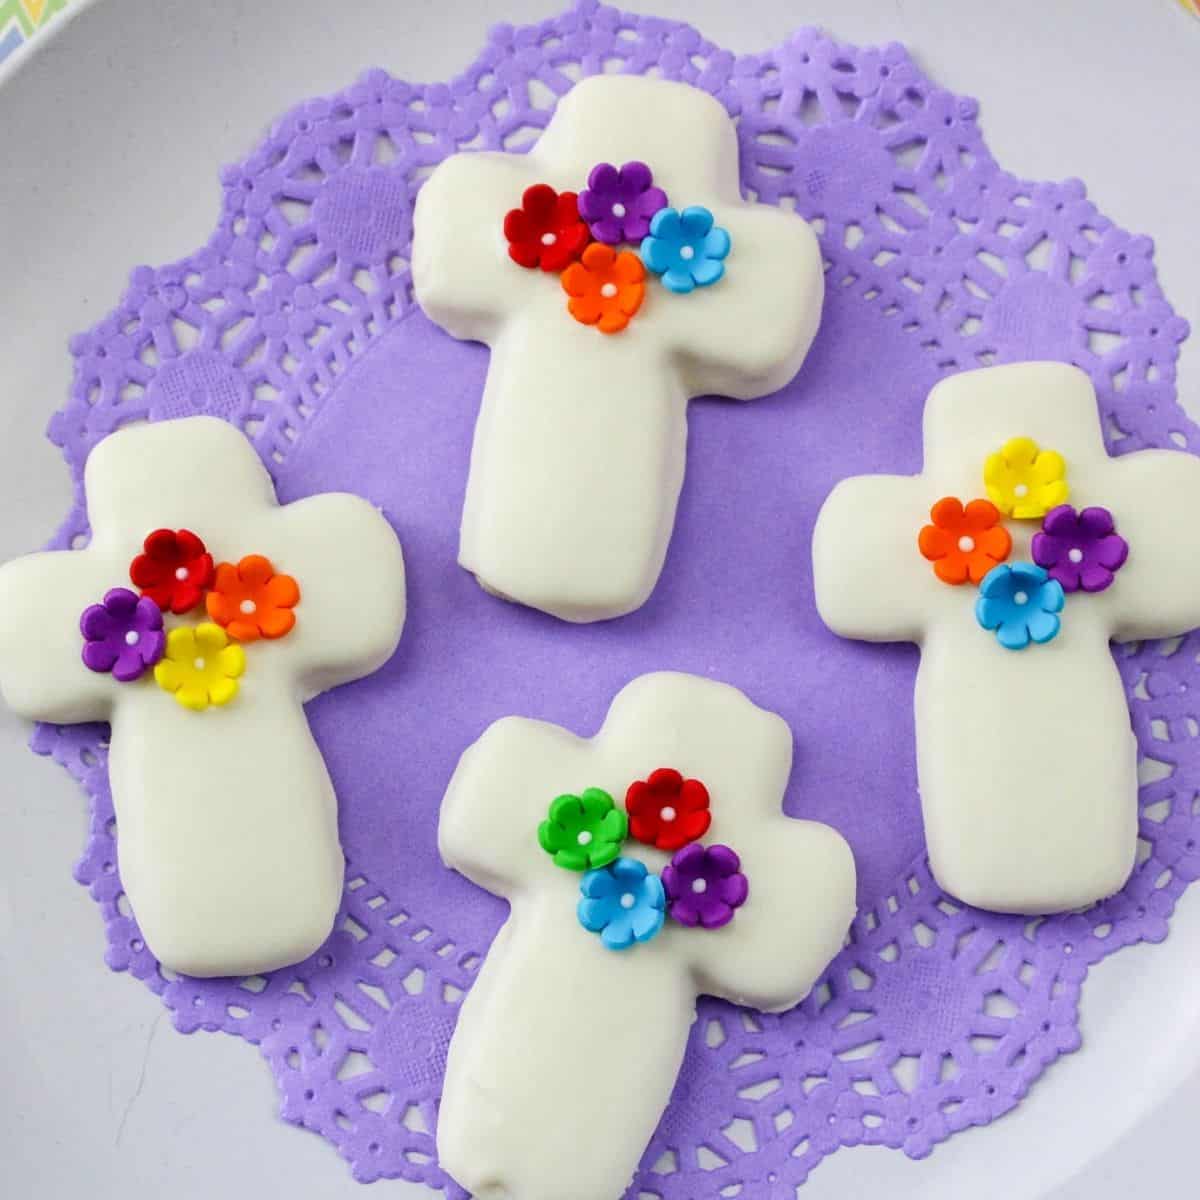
xmin=561 ymin=242 xmax=646 ymax=334
xmin=205 ymin=554 xmax=299 ymax=641
xmin=918 ymin=497 xmax=1011 ymax=585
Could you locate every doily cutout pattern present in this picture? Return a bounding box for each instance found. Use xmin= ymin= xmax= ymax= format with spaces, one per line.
xmin=28 ymin=3 xmax=1196 ymax=1194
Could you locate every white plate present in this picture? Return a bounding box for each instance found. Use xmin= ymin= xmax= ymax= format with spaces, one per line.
xmin=1 ymin=1 xmax=1198 ymax=1196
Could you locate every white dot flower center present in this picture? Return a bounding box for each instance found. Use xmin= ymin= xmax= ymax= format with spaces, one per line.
xmin=577 ymin=830 xmax=593 ymax=846
xmin=175 ymin=566 xmax=189 ymax=581
xmin=124 ymin=631 xmax=139 ymax=646
xmin=193 ymin=657 xmax=206 ymax=671
xmin=611 ymin=202 xmax=626 ymax=218
xmin=660 ymin=806 xmax=677 ymax=823
xmin=620 ymin=893 xmax=636 ymax=910
xmin=541 ymin=232 xmax=557 ymax=246
xmin=1068 ymin=547 xmax=1084 ymax=564
xmin=692 ymin=878 xmax=708 ymax=894
xmin=1014 ymin=483 xmax=1029 ymax=499
xmin=240 ymin=599 xmax=257 ymax=614
xmin=1014 ymin=591 xmax=1029 ymax=606
xmin=600 ymin=282 xmax=618 ymax=299
xmin=958 ymin=535 xmax=975 ymax=553
xmin=679 ymin=244 xmax=695 ymax=261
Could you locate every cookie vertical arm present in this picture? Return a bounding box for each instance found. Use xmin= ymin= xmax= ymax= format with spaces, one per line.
xmin=108 ymin=676 xmax=346 ymax=977
xmin=458 ymin=320 xmax=688 ymax=622
xmin=437 ymin=708 xmax=707 ymax=1198
xmin=439 ymin=897 xmax=695 ymax=1200
xmin=916 ymin=608 xmax=1138 ymax=913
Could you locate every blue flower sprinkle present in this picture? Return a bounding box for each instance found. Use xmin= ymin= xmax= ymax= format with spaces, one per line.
xmin=640 ymin=205 xmax=731 ymax=294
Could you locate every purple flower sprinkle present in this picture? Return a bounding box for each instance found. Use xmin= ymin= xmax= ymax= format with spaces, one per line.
xmin=577 ymin=160 xmax=668 ymax=245
xmin=1032 ymin=504 xmax=1129 ymax=593
xmin=662 ymin=843 xmax=749 ymax=929
xmin=80 ymin=587 xmax=166 ymax=682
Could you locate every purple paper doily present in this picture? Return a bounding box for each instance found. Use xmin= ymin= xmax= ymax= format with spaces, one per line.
xmin=28 ymin=2 xmax=1196 ymax=1195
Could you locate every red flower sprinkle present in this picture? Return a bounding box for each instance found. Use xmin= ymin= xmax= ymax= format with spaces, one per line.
xmin=503 ymin=183 xmax=589 ymax=272
xmin=130 ymin=528 xmax=214 ymax=614
xmin=626 ymin=767 xmax=712 ymax=852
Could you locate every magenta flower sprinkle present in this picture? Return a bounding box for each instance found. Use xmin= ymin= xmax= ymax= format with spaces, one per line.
xmin=662 ymin=843 xmax=749 ymax=929
xmin=577 ymin=160 xmax=668 ymax=245
xmin=80 ymin=587 xmax=166 ymax=682
xmin=1032 ymin=504 xmax=1129 ymax=593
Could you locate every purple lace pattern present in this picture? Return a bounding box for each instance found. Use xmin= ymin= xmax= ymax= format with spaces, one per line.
xmin=30 ymin=2 xmax=1195 ymax=1194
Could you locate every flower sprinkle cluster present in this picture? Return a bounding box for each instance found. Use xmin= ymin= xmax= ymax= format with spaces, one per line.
xmin=79 ymin=528 xmax=300 ymax=710
xmin=916 ymin=437 xmax=1129 ymax=651
xmin=536 ymin=767 xmax=749 ymax=951
xmin=502 ymin=161 xmax=732 ymax=335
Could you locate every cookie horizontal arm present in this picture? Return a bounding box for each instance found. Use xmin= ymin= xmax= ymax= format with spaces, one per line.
xmin=254 ymin=492 xmax=406 ymax=699
xmin=0 ymin=548 xmax=122 ymax=723
xmin=1103 ymin=448 xmax=1200 ymax=641
xmin=812 ymin=473 xmax=934 ymax=644
xmin=688 ymin=815 xmax=855 ymax=1009
xmin=412 ymin=152 xmax=544 ymax=345
xmin=664 ymin=203 xmax=824 ymax=400
xmin=440 ymin=715 xmax=589 ymax=898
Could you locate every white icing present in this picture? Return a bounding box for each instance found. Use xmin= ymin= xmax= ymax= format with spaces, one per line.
xmin=412 ymin=76 xmax=825 ymax=623
xmin=958 ymin=535 xmax=975 ymax=553
xmin=812 ymin=362 xmax=1200 ymax=914
xmin=124 ymin=630 xmax=139 ymax=646
xmin=0 ymin=417 xmax=407 ymax=976
xmin=438 ymin=672 xmax=856 ymax=1200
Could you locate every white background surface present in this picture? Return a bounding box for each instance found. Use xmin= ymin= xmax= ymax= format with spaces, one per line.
xmin=1 ymin=1 xmax=1198 ymax=1196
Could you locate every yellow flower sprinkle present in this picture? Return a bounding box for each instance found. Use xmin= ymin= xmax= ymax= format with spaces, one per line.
xmin=983 ymin=436 xmax=1068 ymax=520
xmin=154 ymin=622 xmax=246 ymax=711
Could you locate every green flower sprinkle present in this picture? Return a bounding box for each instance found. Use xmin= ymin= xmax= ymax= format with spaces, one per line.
xmin=537 ymin=787 xmax=629 ymax=871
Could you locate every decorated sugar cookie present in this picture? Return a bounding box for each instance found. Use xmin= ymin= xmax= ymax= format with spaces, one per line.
xmin=437 ymin=672 xmax=856 ymax=1200
xmin=813 ymin=362 xmax=1200 ymax=914
xmin=0 ymin=417 xmax=406 ymax=976
xmin=413 ymin=76 xmax=824 ymax=623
